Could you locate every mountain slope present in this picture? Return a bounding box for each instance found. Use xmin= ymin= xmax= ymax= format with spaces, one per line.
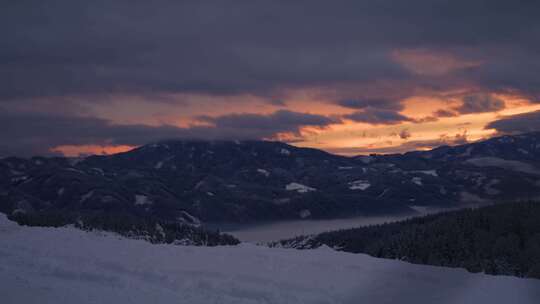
xmin=2 ymin=133 xmax=540 ymax=228
xmin=273 ymin=201 xmax=540 ymax=279
xmin=1 ymin=214 xmax=539 ymax=304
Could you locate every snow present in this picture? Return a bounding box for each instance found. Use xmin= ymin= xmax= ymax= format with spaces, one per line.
xmin=348 ymin=180 xmax=371 ymax=190
xmin=357 ymin=156 xmax=374 ymax=164
xmin=257 ymin=168 xmax=270 ymax=177
xmin=484 ymin=179 xmax=501 ymax=195
xmin=149 ymin=143 xmax=166 ymax=149
xmin=11 ymin=208 xmax=27 ymax=216
xmin=377 ymin=188 xmax=390 ymax=198
xmin=155 ymin=223 xmax=166 ymax=239
xmin=134 ymin=194 xmax=152 ymax=205
xmin=63 ymin=167 xmax=86 ymax=174
xmin=1 ymin=214 xmax=539 ymax=304
xmin=409 ymin=205 xmax=430 ymax=213
xmin=179 ymin=211 xmax=201 ymax=226
xmin=194 ymin=180 xmax=205 ymax=190
xmin=338 ymin=166 xmax=354 ymax=170
xmin=11 ymin=175 xmax=28 ymax=182
xmin=280 ymin=148 xmax=291 ymax=155
xmin=411 ymin=170 xmax=438 ymax=177
xmin=285 ymin=182 xmax=316 ymax=193
xmin=101 ymin=195 xmax=115 ymax=203
xmin=80 ymin=190 xmax=94 ymax=203
xmin=9 ymin=169 xmax=23 ymax=175
xmin=299 ymin=209 xmax=311 ymax=218
xmin=91 ymin=167 xmax=105 ymax=175
xmin=459 ymin=147 xmax=474 ymax=157
xmin=498 ymin=136 xmax=514 ymax=143
xmin=67 ymin=157 xmax=84 ymax=166
xmin=412 ymin=177 xmax=423 ymax=186
xmin=518 ymin=148 xmax=530 ymax=155
xmin=154 ymin=161 xmax=164 ymax=169
xmin=466 ymin=157 xmax=540 ymax=175
xmin=460 ymin=191 xmax=487 ymax=203
xmin=57 ymin=188 xmax=65 ymax=196
xmin=440 ymin=186 xmax=447 ymax=195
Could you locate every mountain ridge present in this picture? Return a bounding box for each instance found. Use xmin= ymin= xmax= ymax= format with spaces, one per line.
xmin=2 ymin=132 xmax=540 ymax=230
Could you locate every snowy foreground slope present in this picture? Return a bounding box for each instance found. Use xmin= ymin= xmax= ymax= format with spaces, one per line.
xmin=1 ymin=215 xmax=539 ymax=304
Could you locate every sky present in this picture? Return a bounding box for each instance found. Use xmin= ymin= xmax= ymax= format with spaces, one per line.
xmin=2 ymin=0 xmax=540 ymax=157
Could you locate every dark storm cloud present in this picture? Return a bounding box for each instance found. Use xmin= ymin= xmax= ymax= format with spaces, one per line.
xmin=345 ymin=108 xmax=412 ymax=125
xmin=1 ymin=0 xmax=540 ymax=101
xmin=2 ymin=0 xmax=540 ymax=155
xmin=457 ymin=48 xmax=540 ymax=101
xmin=428 ymin=94 xmax=505 ymax=121
xmin=0 ymin=108 xmax=336 ymax=157
xmin=433 ymin=109 xmax=459 ymax=118
xmin=199 ymin=110 xmax=337 ymax=134
xmin=486 ymin=110 xmax=540 ymax=134
xmin=337 ymin=98 xmax=404 ymax=111
xmin=0 ymin=110 xmax=189 ymax=157
xmin=0 ymin=1 xmax=407 ymax=100
xmin=455 ymin=94 xmax=506 ymax=114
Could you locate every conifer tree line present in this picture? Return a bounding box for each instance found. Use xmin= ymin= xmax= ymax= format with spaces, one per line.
xmin=275 ymin=201 xmax=540 ymax=279
xmin=7 ymin=209 xmax=240 ymax=246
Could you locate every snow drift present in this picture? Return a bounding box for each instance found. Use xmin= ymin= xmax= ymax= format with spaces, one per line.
xmin=1 ymin=214 xmax=539 ymax=304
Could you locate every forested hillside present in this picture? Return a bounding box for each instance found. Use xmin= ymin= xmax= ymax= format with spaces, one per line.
xmin=274 ymin=202 xmax=540 ymax=279
xmin=3 ymin=132 xmax=540 ymax=224
xmin=3 ymin=208 xmax=239 ymax=246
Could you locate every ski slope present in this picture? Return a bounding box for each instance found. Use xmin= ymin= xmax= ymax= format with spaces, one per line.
xmin=1 ymin=214 xmax=539 ymax=304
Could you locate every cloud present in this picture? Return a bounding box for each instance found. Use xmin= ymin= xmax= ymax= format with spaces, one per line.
xmin=390 ymin=129 xmax=412 ymax=139
xmin=345 ymin=108 xmax=412 ymax=125
xmin=0 ymin=108 xmax=336 ymax=157
xmin=457 ymin=48 xmax=540 ymax=101
xmin=412 ymin=116 xmax=440 ymax=123
xmin=485 ymin=110 xmax=540 ymax=134
xmin=1 ymin=1 xmax=540 ymax=102
xmin=421 ymin=108 xmax=459 ymax=123
xmin=454 ymin=94 xmax=505 ymax=114
xmin=2 ymin=1 xmax=540 ymax=155
xmin=198 ymin=110 xmax=337 ymax=137
xmin=392 ymin=49 xmax=481 ymax=76
xmin=399 ymin=129 xmax=412 ymax=139
xmin=336 ymin=98 xmax=403 ymax=111
xmin=0 ymin=1 xmax=407 ymax=101
xmin=426 ymin=94 xmax=505 ymax=121
xmin=433 ymin=109 xmax=459 ymax=118
xmin=329 ymin=131 xmax=468 ymax=155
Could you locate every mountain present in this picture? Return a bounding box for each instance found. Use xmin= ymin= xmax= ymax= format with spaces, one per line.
xmin=272 ymin=201 xmax=540 ymax=279
xmin=2 ymin=132 xmax=540 ymax=231
xmin=2 ymin=214 xmax=539 ymax=304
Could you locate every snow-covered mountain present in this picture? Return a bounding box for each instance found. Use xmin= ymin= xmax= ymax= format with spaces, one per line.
xmin=2 ymin=132 xmax=540 ymax=229
xmin=1 ymin=214 xmax=539 ymax=304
